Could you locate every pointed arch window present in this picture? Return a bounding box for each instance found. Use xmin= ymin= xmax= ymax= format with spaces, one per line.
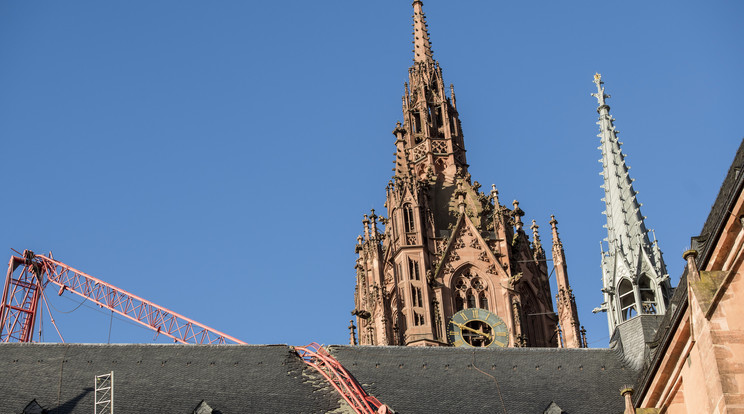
xmin=403 ymin=204 xmax=415 ymax=232
xmin=409 ymin=258 xmax=420 ymax=280
xmin=618 ymin=279 xmax=637 ymax=321
xmin=455 ymin=294 xmax=464 ymax=311
xmin=412 ymin=111 xmax=422 ymax=135
xmin=639 ymin=275 xmax=657 ymax=314
xmin=478 ymin=291 xmax=489 ymax=311
xmin=411 ymin=285 xmax=423 ymax=308
xmin=466 ymin=291 xmax=476 ymax=309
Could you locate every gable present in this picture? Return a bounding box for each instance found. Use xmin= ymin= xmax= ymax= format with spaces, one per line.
xmin=435 ymin=214 xmax=507 ymax=286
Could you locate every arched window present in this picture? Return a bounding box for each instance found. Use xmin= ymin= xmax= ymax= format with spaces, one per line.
xmin=412 ymin=111 xmax=422 ymax=135
xmin=467 ymin=291 xmax=476 ymax=309
xmin=478 ymin=291 xmax=489 ymax=311
xmin=618 ymin=279 xmax=637 ymax=321
xmin=409 ymin=258 xmax=420 ymax=280
xmin=411 ymin=285 xmax=423 ymax=308
xmin=403 ymin=204 xmax=415 ymax=232
xmin=639 ymin=275 xmax=657 ymax=314
xmin=455 ymin=295 xmax=464 ymax=311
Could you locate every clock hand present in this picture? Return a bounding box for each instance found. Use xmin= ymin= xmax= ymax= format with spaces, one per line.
xmin=452 ymin=322 xmax=493 ymax=341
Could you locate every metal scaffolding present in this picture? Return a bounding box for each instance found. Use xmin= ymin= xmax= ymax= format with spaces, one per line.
xmin=94 ymin=371 xmax=114 ymax=414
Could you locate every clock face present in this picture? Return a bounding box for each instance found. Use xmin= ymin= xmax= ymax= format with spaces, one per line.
xmin=447 ymin=308 xmax=508 ymax=348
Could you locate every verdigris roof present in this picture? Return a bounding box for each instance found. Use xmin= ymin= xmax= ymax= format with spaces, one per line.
xmin=330 ymin=345 xmax=636 ymax=414
xmin=1 ymin=343 xmax=636 ymax=413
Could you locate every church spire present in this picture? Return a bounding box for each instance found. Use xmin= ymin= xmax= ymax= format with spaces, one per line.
xmin=393 ymin=0 xmax=466 ymax=183
xmin=412 ymin=1 xmax=433 ymax=62
xmin=592 ymin=74 xmax=672 ymax=335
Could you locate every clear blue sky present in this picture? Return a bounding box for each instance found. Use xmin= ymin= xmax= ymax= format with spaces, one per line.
xmin=1 ymin=1 xmax=742 ymax=347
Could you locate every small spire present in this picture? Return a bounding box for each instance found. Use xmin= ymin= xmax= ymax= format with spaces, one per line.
xmin=349 ymin=320 xmax=357 ymax=346
xmin=450 ymin=83 xmax=457 ymax=109
xmin=549 ymin=215 xmax=561 ymax=247
xmin=530 ymin=219 xmax=545 ymax=260
xmin=370 ymin=209 xmax=379 ymax=238
xmin=490 ymin=184 xmax=500 ymax=205
xmin=551 ymin=213 xmax=582 ymax=348
xmin=580 ymin=326 xmax=588 ymax=348
xmin=512 ymin=200 xmax=524 ymax=231
xmin=362 ymin=214 xmax=370 ymax=240
xmin=412 ymin=1 xmax=434 ymax=62
xmin=455 ymin=180 xmax=466 ymax=213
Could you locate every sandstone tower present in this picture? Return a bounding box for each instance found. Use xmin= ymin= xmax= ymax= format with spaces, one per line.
xmin=352 ymin=1 xmax=582 ymax=348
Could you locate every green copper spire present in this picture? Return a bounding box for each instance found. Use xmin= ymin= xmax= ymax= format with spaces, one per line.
xmin=592 ymin=74 xmax=672 ymax=336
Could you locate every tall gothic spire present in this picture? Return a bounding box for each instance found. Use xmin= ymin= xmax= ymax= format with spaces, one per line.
xmin=354 ymin=3 xmax=562 ymax=349
xmin=393 ymin=0 xmax=466 ymax=183
xmin=592 ymin=74 xmax=672 ymax=335
xmin=412 ymin=1 xmax=433 ymax=62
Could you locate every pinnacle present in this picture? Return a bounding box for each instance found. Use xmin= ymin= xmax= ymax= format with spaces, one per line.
xmin=411 ymin=1 xmax=434 ymax=63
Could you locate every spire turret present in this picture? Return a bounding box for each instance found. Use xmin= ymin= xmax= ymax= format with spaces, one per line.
xmin=412 ymin=1 xmax=433 ymax=62
xmin=593 ymin=74 xmax=673 ymax=335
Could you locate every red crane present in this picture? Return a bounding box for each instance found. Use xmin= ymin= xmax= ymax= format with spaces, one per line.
xmin=0 ymin=250 xmax=245 ymax=344
xmin=0 ymin=250 xmax=390 ymax=414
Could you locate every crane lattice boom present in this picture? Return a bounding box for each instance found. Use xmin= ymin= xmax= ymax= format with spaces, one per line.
xmin=0 ymin=251 xmax=391 ymax=414
xmin=0 ymin=250 xmax=246 ymax=344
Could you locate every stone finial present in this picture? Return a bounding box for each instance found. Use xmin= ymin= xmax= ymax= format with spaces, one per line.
xmin=530 ymin=219 xmax=540 ymax=239
xmin=580 ymin=326 xmax=588 ymax=348
xmin=620 ymin=386 xmax=635 ymax=414
xmin=370 ymin=209 xmax=379 ymax=238
xmin=362 ymin=214 xmax=371 ymax=241
xmin=393 ymin=121 xmax=406 ymax=138
xmin=490 ymin=184 xmax=500 ymax=205
xmin=531 ymin=219 xmax=545 ymax=259
xmin=512 ymin=200 xmax=524 ymax=230
xmin=549 ymin=215 xmax=561 ymax=246
xmin=683 ymin=249 xmax=700 ymax=282
xmin=349 ymin=320 xmax=357 ymax=346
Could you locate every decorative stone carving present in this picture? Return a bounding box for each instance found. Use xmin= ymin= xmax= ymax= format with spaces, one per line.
xmin=478 ymin=251 xmax=489 ymax=262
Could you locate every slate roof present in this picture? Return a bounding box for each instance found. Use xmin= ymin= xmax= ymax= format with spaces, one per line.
xmin=0 ymin=343 xmax=346 ymax=414
xmin=0 ymin=342 xmax=636 ymax=414
xmin=330 ymin=345 xmax=635 ymax=414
